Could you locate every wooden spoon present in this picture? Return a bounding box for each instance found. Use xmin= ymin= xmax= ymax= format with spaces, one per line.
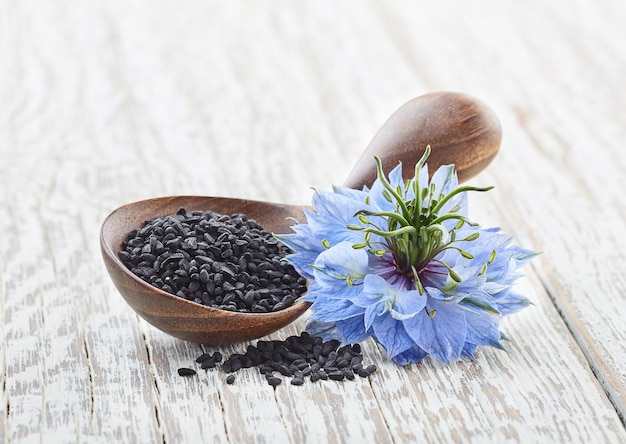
xmin=100 ymin=92 xmax=501 ymax=345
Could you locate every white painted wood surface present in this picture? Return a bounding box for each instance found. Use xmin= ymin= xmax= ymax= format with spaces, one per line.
xmin=1 ymin=0 xmax=625 ymax=442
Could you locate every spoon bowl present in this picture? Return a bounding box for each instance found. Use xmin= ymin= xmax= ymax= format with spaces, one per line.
xmin=101 ymin=196 xmax=308 ymax=344
xmin=101 ymin=91 xmax=502 ymax=345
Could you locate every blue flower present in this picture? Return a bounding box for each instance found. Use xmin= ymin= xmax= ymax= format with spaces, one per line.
xmin=276 ymin=147 xmax=536 ymax=365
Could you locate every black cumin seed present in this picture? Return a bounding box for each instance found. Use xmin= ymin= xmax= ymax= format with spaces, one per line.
xmin=364 ymin=364 xmax=377 ymax=374
xmin=192 ymin=332 xmax=375 ymax=388
xmin=267 ymin=376 xmax=282 ymax=387
xmin=118 ymin=209 xmax=306 ymax=313
xmin=226 ymin=375 xmax=236 ymax=385
xmin=195 ymin=353 xmax=212 ymax=363
xmin=201 ymin=358 xmax=217 ymax=369
xmin=177 ymin=368 xmax=196 ymax=377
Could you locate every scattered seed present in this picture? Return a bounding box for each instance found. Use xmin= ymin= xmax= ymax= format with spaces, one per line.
xmin=267 ymin=377 xmax=282 ymax=387
xmin=195 ymin=353 xmax=212 ymax=363
xmin=177 ymin=368 xmax=196 ymax=376
xmin=180 ymin=333 xmax=376 ymax=388
xmin=200 ymin=358 xmax=217 ymax=369
xmin=364 ymin=364 xmax=377 ymax=374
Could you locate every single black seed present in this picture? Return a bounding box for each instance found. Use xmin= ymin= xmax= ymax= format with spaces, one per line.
xmin=278 ymin=364 xmax=293 ymax=377
xmin=336 ymin=359 xmax=350 ymax=368
xmin=199 ymin=269 xmax=210 ymax=282
xmin=177 ymin=368 xmax=196 ymax=377
xmin=290 ymin=377 xmax=304 ymax=386
xmin=230 ymin=360 xmax=243 ymax=372
xmin=350 ymin=356 xmax=363 ymax=366
xmin=328 ymin=371 xmax=345 ymax=381
xmin=226 ymin=375 xmax=236 ymax=385
xmin=358 ymin=368 xmax=370 ymax=378
xmin=322 ymin=341 xmax=339 ymax=355
xmin=259 ymin=365 xmax=274 ymax=375
xmin=196 ymin=353 xmax=212 ymax=363
xmin=364 ymin=364 xmax=377 ymax=374
xmin=267 ymin=376 xmax=282 ymax=387
xmin=201 ymin=358 xmax=217 ymax=369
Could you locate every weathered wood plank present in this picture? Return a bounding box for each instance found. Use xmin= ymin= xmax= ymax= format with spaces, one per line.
xmin=1 ymin=0 xmax=626 ymax=442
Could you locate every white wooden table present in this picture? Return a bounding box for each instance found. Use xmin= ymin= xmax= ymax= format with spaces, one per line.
xmin=1 ymin=1 xmax=625 ymax=442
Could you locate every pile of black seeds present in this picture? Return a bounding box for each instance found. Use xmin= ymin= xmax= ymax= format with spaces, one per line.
xmin=118 ymin=208 xmax=307 ymax=312
xmin=178 ymin=332 xmax=377 ymax=388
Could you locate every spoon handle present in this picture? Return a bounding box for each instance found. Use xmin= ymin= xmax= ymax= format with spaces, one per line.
xmin=343 ymin=92 xmax=502 ymax=189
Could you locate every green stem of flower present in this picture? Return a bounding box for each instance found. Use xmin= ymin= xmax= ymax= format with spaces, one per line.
xmin=429 ymin=213 xmax=476 ymax=227
xmin=431 ymin=185 xmax=494 ymax=215
xmin=354 ymin=209 xmax=412 ymax=228
xmin=365 ymin=225 xmax=417 ymax=239
xmin=413 ymin=146 xmax=431 ymax=215
xmin=374 ymin=156 xmax=411 ymax=219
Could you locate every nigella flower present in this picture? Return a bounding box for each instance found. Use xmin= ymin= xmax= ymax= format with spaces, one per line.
xmin=276 ymin=147 xmax=536 ymax=365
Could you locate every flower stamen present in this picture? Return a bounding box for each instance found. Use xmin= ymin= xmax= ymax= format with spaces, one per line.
xmin=350 ymin=148 xmax=493 ymax=287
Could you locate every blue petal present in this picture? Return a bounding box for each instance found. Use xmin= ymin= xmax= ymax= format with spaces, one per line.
xmin=461 ymin=343 xmax=478 ymax=359
xmin=305 ymin=319 xmax=340 ymax=341
xmin=463 ymin=310 xmax=503 ymax=349
xmin=336 ymin=315 xmax=371 ymax=344
xmin=364 ymin=275 xmax=425 ymax=318
xmin=312 ymin=242 xmax=369 ymax=286
xmin=391 ymin=345 xmax=429 ymax=365
xmin=276 ymin=223 xmax=323 ymax=280
xmin=350 ymin=274 xmax=389 ymax=307
xmin=332 ymin=184 xmax=369 ymax=201
xmin=391 ymin=290 xmax=427 ymax=321
xmin=306 ymin=191 xmax=365 ymax=243
xmin=281 ymin=250 xmax=319 ymax=280
xmin=364 ymin=300 xmax=386 ymax=330
xmin=493 ymin=290 xmax=532 ymax=315
xmin=310 ymin=296 xmax=364 ymax=323
xmin=311 ymin=189 xmax=363 ymax=223
xmin=367 ymin=163 xmax=408 ymax=212
xmin=428 ymin=165 xmax=464 ymax=213
xmin=276 ymin=222 xmax=318 ymax=250
xmin=371 ymin=313 xmax=415 ymax=358
xmin=403 ymin=298 xmax=467 ymax=364
xmin=301 ymin=280 xmax=324 ymax=302
xmin=460 ymin=289 xmax=501 ymax=316
xmin=304 ymin=274 xmax=364 ymax=306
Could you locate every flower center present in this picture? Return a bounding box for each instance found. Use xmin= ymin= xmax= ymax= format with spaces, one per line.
xmin=347 ymin=147 xmax=492 ymax=294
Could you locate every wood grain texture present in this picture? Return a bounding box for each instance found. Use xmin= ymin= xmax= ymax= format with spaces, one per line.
xmin=1 ymin=0 xmax=626 ymax=442
xmin=344 ymin=91 xmax=501 ymax=189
